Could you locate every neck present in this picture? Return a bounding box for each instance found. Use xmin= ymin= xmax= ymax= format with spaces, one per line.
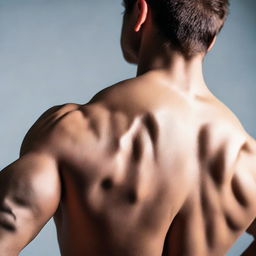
xmin=135 ymin=29 xmax=209 ymax=96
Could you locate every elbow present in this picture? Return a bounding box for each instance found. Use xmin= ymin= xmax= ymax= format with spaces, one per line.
xmin=0 ymin=205 xmax=17 ymax=233
xmin=0 ymin=216 xmax=16 ymax=232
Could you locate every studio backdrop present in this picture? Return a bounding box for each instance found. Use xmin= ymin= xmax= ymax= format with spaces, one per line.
xmin=0 ymin=0 xmax=255 ymax=255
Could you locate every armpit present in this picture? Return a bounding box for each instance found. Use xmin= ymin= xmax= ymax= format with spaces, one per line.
xmin=247 ymin=218 xmax=256 ymax=237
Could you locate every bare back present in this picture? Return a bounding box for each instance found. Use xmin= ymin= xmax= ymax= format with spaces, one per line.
xmin=21 ymin=76 xmax=256 ymax=256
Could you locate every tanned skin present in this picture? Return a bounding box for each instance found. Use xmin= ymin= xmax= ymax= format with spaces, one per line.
xmin=0 ymin=0 xmax=255 ymax=255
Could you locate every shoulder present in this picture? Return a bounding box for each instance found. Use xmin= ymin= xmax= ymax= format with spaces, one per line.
xmin=20 ymin=103 xmax=91 ymax=157
xmin=231 ymin=136 xmax=256 ymax=210
xmin=236 ymin=137 xmax=256 ymax=179
xmin=20 ymin=102 xmax=112 ymax=163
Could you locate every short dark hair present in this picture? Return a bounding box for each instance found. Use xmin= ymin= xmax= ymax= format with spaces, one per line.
xmin=123 ymin=0 xmax=230 ymax=57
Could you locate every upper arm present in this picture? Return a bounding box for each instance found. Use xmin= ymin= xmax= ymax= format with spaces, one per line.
xmin=0 ymin=102 xmax=89 ymax=254
xmin=0 ymin=152 xmax=61 ymax=255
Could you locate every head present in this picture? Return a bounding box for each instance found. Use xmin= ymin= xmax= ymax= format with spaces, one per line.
xmin=120 ymin=0 xmax=229 ymax=63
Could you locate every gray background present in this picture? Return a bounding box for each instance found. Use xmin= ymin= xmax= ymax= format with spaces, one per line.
xmin=0 ymin=0 xmax=255 ymax=255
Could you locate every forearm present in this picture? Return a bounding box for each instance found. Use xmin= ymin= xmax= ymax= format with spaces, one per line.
xmin=241 ymin=238 xmax=256 ymax=256
xmin=0 ymin=227 xmax=20 ymax=256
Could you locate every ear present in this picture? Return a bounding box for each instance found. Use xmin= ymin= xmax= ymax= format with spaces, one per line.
xmin=134 ymin=0 xmax=148 ymax=32
xmin=207 ymin=36 xmax=217 ymax=52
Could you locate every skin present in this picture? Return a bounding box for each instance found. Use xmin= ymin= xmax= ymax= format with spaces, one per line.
xmin=0 ymin=0 xmax=255 ymax=255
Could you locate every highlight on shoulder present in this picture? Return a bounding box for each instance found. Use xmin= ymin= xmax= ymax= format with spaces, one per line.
xmin=19 ymin=103 xmax=83 ymax=156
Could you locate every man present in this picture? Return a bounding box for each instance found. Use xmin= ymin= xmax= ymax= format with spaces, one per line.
xmin=0 ymin=0 xmax=255 ymax=255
